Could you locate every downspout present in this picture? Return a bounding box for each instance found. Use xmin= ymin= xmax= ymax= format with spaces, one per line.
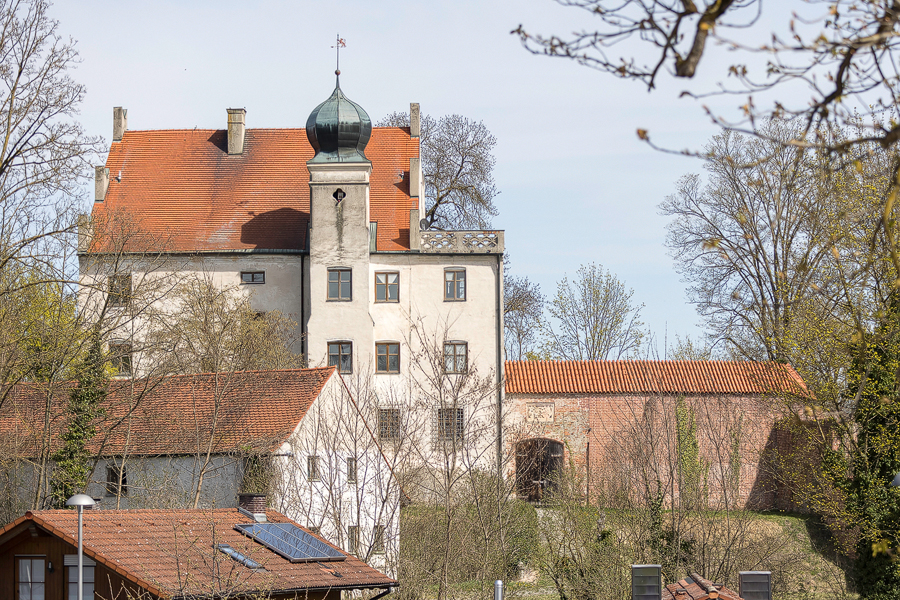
xmin=496 ymin=252 xmax=504 ymax=474
xmin=370 ymin=587 xmax=394 ymax=600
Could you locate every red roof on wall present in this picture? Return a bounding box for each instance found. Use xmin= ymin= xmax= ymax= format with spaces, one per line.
xmin=92 ymin=127 xmax=419 ymax=252
xmin=505 ymin=360 xmax=808 ymax=396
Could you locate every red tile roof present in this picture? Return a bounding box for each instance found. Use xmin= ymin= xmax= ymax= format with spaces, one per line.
xmin=662 ymin=573 xmax=741 ymax=600
xmin=0 ymin=367 xmax=334 ymax=456
xmin=92 ymin=127 xmax=419 ymax=253
xmin=505 ymin=360 xmax=808 ymax=396
xmin=0 ymin=508 xmax=394 ymax=597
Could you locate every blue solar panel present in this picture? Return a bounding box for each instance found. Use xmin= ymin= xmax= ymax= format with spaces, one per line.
xmin=235 ymin=523 xmax=346 ymax=563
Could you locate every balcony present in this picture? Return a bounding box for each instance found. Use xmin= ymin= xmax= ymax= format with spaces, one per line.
xmin=418 ymin=230 xmax=504 ymax=254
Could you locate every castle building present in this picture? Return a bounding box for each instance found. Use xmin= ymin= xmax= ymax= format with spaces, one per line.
xmin=80 ymin=75 xmax=506 ymax=474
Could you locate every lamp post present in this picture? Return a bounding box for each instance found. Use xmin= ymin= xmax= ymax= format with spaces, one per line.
xmin=65 ymin=494 xmax=96 ymax=600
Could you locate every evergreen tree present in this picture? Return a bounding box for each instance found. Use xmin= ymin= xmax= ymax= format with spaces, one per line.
xmin=842 ymin=303 xmax=900 ymax=599
xmin=48 ymin=332 xmax=106 ymax=507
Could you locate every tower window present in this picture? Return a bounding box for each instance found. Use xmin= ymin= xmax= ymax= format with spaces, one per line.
xmin=327 ymin=269 xmax=352 ymax=301
xmin=333 ymin=188 xmax=346 ymax=205
xmin=375 ymin=272 xmax=399 ymax=302
xmin=328 ymin=342 xmax=353 ymax=374
xmin=444 ymin=269 xmax=466 ymax=301
xmin=443 ymin=342 xmax=468 ymax=374
xmin=375 ymin=343 xmax=400 ymax=373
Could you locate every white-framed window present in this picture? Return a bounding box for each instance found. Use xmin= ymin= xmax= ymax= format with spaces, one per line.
xmin=437 ymin=407 xmax=464 ymax=442
xmin=328 ymin=342 xmax=352 ymax=374
xmin=375 ymin=342 xmax=400 ymax=373
xmin=17 ymin=557 xmax=45 ymax=600
xmin=444 ymin=268 xmax=466 ymax=301
xmin=375 ymin=272 xmax=399 ymax=302
xmin=327 ymin=268 xmax=352 ymax=301
xmin=241 ymin=271 xmax=265 ymax=284
xmin=64 ymin=554 xmax=96 ymax=600
xmin=443 ymin=341 xmax=468 ymax=374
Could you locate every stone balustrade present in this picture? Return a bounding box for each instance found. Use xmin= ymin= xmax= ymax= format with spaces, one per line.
xmin=419 ymin=230 xmax=504 ymax=254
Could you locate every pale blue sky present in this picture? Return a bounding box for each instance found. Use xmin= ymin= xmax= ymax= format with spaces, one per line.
xmin=52 ymin=0 xmax=808 ymax=352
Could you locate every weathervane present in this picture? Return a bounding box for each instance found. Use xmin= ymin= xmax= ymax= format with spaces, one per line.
xmin=332 ymin=34 xmax=346 ymax=79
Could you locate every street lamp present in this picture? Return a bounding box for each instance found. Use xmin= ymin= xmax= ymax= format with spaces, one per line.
xmin=66 ymin=493 xmax=96 ymax=600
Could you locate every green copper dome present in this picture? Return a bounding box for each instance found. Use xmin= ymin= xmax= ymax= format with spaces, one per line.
xmin=306 ymin=76 xmax=372 ymax=163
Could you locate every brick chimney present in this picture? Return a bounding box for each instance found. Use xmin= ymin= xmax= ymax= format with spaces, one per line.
xmin=112 ymin=107 xmax=127 ymax=142
xmin=227 ymin=108 xmax=246 ymax=155
xmin=238 ymin=493 xmax=266 ymax=522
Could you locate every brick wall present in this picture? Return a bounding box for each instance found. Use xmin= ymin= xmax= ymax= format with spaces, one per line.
xmin=506 ymin=392 xmax=792 ymax=509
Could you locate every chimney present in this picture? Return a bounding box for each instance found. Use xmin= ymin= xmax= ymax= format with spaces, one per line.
xmin=112 ymin=107 xmax=127 ymax=142
xmin=410 ymin=157 xmax=421 ymax=198
xmin=238 ymin=493 xmax=267 ymax=522
xmin=631 ymin=565 xmax=662 ymax=600
xmin=95 ymin=166 xmax=109 ymax=202
xmin=77 ymin=214 xmax=93 ymax=253
xmin=410 ymin=102 xmax=420 ymax=138
xmin=227 ymin=108 xmax=247 ymax=155
xmin=739 ymin=572 xmax=771 ymax=600
xmin=410 ymin=208 xmax=420 ymax=250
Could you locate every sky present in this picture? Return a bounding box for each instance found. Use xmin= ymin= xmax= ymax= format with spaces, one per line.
xmin=51 ymin=0 xmax=806 ymax=353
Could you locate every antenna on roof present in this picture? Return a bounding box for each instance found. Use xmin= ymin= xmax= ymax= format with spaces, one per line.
xmin=332 ymin=34 xmax=346 ymax=83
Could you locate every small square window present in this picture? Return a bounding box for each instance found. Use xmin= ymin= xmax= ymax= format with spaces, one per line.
xmin=444 ymin=269 xmax=466 ymax=301
xmin=378 ymin=408 xmax=401 ymax=441
xmin=328 ymin=269 xmax=352 ymax=301
xmin=108 ymin=342 xmax=132 ymax=377
xmin=105 ymin=464 xmax=127 ymax=496
xmin=241 ymin=271 xmax=265 ymax=284
xmin=108 ymin=274 xmax=132 ymax=307
xmin=443 ymin=342 xmax=468 ymax=374
xmin=437 ymin=407 xmax=464 ymax=442
xmin=347 ymin=457 xmax=357 ymax=483
xmin=328 ymin=342 xmax=352 ymax=374
xmin=347 ymin=525 xmax=359 ymax=555
xmin=375 ymin=272 xmax=399 ymax=302
xmin=307 ymin=456 xmax=320 ymax=481
xmin=376 ymin=343 xmax=400 ymax=373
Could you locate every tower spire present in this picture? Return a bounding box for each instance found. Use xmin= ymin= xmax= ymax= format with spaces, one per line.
xmin=332 ymin=34 xmax=346 ymax=86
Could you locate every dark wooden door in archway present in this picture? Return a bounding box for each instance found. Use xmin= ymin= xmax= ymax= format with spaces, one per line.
xmin=515 ymin=438 xmax=564 ymax=501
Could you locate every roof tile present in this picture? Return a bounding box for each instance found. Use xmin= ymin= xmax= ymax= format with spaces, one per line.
xmin=505 ymin=360 xmax=808 ymax=396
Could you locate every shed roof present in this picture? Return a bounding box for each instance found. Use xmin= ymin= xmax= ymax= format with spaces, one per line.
xmin=505 ymin=360 xmax=808 ymax=396
xmin=0 ymin=367 xmax=334 ymax=456
xmin=0 ymin=508 xmax=394 ymax=598
xmin=91 ymin=127 xmax=419 ymax=253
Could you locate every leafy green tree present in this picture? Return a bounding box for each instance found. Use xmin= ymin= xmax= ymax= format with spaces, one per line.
xmin=48 ymin=332 xmax=106 ymax=507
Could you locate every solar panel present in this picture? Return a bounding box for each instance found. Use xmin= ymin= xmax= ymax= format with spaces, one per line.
xmin=235 ymin=522 xmax=346 ymax=563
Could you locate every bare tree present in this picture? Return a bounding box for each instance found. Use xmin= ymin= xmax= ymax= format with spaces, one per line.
xmin=513 ymin=1 xmax=900 ymax=155
xmin=541 ymin=262 xmax=645 ymax=360
xmin=377 ymin=111 xmax=498 ymax=230
xmin=504 ymin=255 xmax=544 ymax=360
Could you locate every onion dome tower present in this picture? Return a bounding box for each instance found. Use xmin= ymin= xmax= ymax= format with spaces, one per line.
xmin=306 ymin=73 xmax=372 ymax=163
